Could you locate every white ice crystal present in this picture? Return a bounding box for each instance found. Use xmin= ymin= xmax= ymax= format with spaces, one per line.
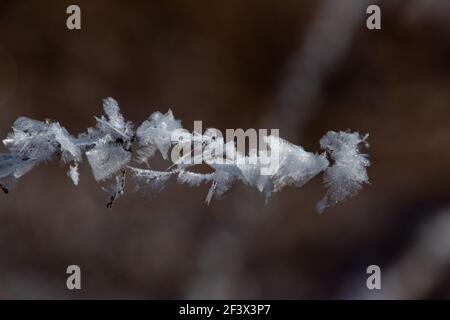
xmin=94 ymin=97 xmax=134 ymax=142
xmin=264 ymin=135 xmax=329 ymax=193
xmin=0 ymin=153 xmax=37 ymax=192
xmin=235 ymin=152 xmax=272 ymax=201
xmin=0 ymin=154 xmax=35 ymax=179
xmin=205 ymin=161 xmax=242 ymax=204
xmin=81 ymin=98 xmax=134 ymax=182
xmin=0 ymin=97 xmax=370 ymax=212
xmin=316 ymin=131 xmax=370 ymax=213
xmin=177 ymin=171 xmax=214 ymax=187
xmin=49 ymin=122 xmax=82 ymax=163
xmin=67 ymin=163 xmax=80 ymax=186
xmin=136 ymin=109 xmax=182 ymax=161
xmin=85 ymin=137 xmax=132 ymax=182
xmin=2 ymin=116 xmax=81 ymax=189
xmin=127 ymin=166 xmax=173 ymax=195
xmin=3 ymin=117 xmax=59 ymax=164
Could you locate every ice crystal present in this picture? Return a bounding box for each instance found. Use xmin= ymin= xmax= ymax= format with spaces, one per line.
xmin=316 ymin=131 xmax=370 ymax=213
xmin=67 ymin=163 xmax=80 ymax=186
xmin=0 ymin=97 xmax=370 ymax=212
xmin=136 ymin=109 xmax=182 ymax=161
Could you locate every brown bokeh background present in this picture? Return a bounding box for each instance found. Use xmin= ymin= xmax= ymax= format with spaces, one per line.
xmin=1 ymin=0 xmax=450 ymax=299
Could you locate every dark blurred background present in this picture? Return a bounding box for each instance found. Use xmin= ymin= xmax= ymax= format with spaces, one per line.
xmin=1 ymin=0 xmax=450 ymax=299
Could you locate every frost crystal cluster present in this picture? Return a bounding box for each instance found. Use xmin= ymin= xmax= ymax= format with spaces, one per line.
xmin=0 ymin=98 xmax=370 ymax=212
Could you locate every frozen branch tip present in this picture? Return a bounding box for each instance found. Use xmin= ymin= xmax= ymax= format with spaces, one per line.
xmin=0 ymin=98 xmax=370 ymax=213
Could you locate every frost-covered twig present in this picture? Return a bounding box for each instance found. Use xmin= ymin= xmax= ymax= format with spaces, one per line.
xmin=0 ymin=98 xmax=370 ymax=212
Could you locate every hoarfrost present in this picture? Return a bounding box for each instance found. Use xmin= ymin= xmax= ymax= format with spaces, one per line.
xmin=136 ymin=109 xmax=181 ymax=161
xmin=264 ymin=135 xmax=329 ymax=192
xmin=67 ymin=163 xmax=80 ymax=186
xmin=177 ymin=171 xmax=214 ymax=187
xmin=94 ymin=97 xmax=134 ymax=141
xmin=127 ymin=166 xmax=173 ymax=195
xmin=85 ymin=138 xmax=132 ymax=182
xmin=317 ymin=131 xmax=370 ymax=213
xmin=0 ymin=97 xmax=370 ymax=212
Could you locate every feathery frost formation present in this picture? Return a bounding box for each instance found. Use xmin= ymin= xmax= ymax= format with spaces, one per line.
xmin=0 ymin=98 xmax=370 ymax=212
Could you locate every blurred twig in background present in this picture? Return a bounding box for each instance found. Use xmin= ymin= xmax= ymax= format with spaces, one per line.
xmin=263 ymin=0 xmax=375 ymax=139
